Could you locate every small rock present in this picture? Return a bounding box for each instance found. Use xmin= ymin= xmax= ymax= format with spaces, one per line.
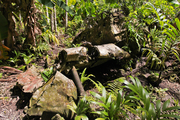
xmin=16 ymin=65 xmax=44 ymax=93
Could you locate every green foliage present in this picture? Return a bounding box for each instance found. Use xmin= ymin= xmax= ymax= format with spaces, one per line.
xmin=90 ymin=87 xmax=119 ymax=119
xmin=18 ymin=53 xmax=36 ymax=71
xmin=90 ymin=85 xmax=136 ymax=120
xmin=0 ymin=73 xmax=2 ymax=79
xmin=69 ymin=75 xmax=180 ymax=120
xmin=32 ymin=42 xmax=50 ymax=54
xmin=142 ymin=48 xmax=163 ymax=69
xmin=67 ymin=96 xmax=90 ymax=120
xmin=80 ymin=68 xmax=95 ymax=84
xmin=38 ymin=0 xmax=55 ymax=8
xmin=38 ymin=0 xmax=74 ymax=15
xmin=121 ymin=76 xmax=180 ymax=120
xmin=8 ymin=50 xmax=21 ymax=67
xmin=106 ymin=77 xmax=125 ymax=95
xmin=42 ymin=30 xmax=60 ymax=46
xmin=138 ymin=2 xmax=180 ymax=70
xmin=74 ymin=0 xmax=119 ymax=25
xmin=41 ymin=66 xmax=54 ymax=82
xmin=21 ymin=53 xmax=36 ymax=65
xmin=66 ymin=15 xmax=84 ymax=36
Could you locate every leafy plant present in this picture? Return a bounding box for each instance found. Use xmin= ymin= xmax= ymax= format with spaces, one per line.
xmin=21 ymin=53 xmax=36 ymax=65
xmin=140 ymin=2 xmax=180 ymax=74
xmin=67 ymin=96 xmax=90 ymax=120
xmin=80 ymin=68 xmax=95 ymax=84
xmin=18 ymin=53 xmax=36 ymax=71
xmin=32 ymin=41 xmax=50 ymax=54
xmin=0 ymin=73 xmax=2 ymax=79
xmin=42 ymin=30 xmax=60 ymax=46
xmin=106 ymin=77 xmax=125 ymax=95
xmin=120 ymin=76 xmax=180 ymax=120
xmin=90 ymin=85 xmax=136 ymax=120
xmin=38 ymin=0 xmax=74 ymax=15
xmin=41 ymin=66 xmax=54 ymax=82
xmin=8 ymin=50 xmax=21 ymax=67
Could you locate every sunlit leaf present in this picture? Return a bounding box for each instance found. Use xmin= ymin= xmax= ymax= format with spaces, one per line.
xmin=38 ymin=0 xmax=54 ymax=8
xmin=162 ymin=99 xmax=170 ymax=111
xmin=175 ymin=18 xmax=180 ymax=31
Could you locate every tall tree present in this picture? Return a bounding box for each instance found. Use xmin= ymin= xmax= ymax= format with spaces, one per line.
xmin=51 ymin=8 xmax=54 ymax=32
xmin=46 ymin=6 xmax=50 ymax=24
xmin=54 ymin=6 xmax=57 ymax=33
xmin=65 ymin=0 xmax=68 ymax=32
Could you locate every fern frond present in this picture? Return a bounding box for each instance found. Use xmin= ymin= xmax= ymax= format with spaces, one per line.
xmin=106 ymin=77 xmax=125 ymax=94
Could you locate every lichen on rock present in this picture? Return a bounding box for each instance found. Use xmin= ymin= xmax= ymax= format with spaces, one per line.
xmin=26 ymin=71 xmax=77 ymax=118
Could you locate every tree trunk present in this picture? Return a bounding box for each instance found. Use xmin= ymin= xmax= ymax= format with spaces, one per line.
xmin=5 ymin=12 xmax=15 ymax=48
xmin=19 ymin=10 xmax=23 ymax=33
xmin=65 ymin=0 xmax=68 ymax=32
xmin=54 ymin=6 xmax=57 ymax=33
xmin=51 ymin=8 xmax=54 ymax=32
xmin=46 ymin=6 xmax=49 ymax=24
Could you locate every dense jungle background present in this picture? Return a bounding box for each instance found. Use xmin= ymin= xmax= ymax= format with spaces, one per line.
xmin=1 ymin=0 xmax=180 ymax=119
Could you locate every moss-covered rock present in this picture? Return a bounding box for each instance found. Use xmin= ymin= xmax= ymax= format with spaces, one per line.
xmin=26 ymin=71 xmax=77 ymax=118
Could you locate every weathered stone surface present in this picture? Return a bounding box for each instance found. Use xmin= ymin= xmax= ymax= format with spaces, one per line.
xmin=26 ymin=71 xmax=77 ymax=118
xmin=73 ymin=8 xmax=129 ymax=45
xmin=16 ymin=65 xmax=44 ymax=93
xmin=73 ymin=16 xmax=117 ymax=45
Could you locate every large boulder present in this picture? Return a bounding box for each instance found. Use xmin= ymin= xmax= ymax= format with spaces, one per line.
xmin=73 ymin=16 xmax=117 ymax=45
xmin=26 ymin=71 xmax=77 ymax=119
xmin=72 ymin=7 xmax=129 ymax=46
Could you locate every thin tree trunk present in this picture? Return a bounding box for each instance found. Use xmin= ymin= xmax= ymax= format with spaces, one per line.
xmin=51 ymin=9 xmax=54 ymax=32
xmin=65 ymin=0 xmax=68 ymax=32
xmin=19 ymin=10 xmax=23 ymax=33
xmin=54 ymin=6 xmax=57 ymax=33
xmin=46 ymin=6 xmax=49 ymax=24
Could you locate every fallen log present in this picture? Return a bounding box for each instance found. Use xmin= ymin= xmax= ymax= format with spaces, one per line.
xmin=56 ymin=43 xmax=130 ymax=73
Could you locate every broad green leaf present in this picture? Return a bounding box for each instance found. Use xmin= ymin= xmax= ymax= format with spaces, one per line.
xmin=148 ymin=103 xmax=156 ymax=118
xmin=91 ymin=101 xmax=108 ymax=110
xmin=168 ymin=0 xmax=180 ymax=5
xmin=175 ymin=18 xmax=180 ymax=31
xmin=90 ymin=91 xmax=101 ymax=100
xmin=95 ymin=118 xmax=105 ymax=120
xmin=163 ymin=106 xmax=180 ymax=111
xmin=106 ymin=94 xmax=112 ymax=108
xmin=167 ymin=29 xmax=176 ymax=38
xmin=75 ymin=115 xmax=89 ymax=120
xmin=144 ymin=95 xmax=150 ymax=111
xmin=172 ymin=49 xmax=180 ymax=61
xmin=156 ymin=100 xmax=161 ymax=118
xmin=56 ymin=0 xmax=75 ymax=15
xmin=160 ymin=114 xmax=180 ymax=118
xmin=109 ymin=102 xmax=115 ymax=117
xmin=41 ymin=73 xmax=48 ymax=82
xmin=38 ymin=0 xmax=54 ymax=8
xmin=116 ymin=90 xmax=122 ymax=108
xmin=162 ymin=99 xmax=170 ymax=111
xmin=128 ymin=96 xmax=141 ymax=101
xmin=168 ymin=23 xmax=178 ymax=36
xmin=102 ymin=87 xmax=106 ymax=103
xmin=80 ymin=114 xmax=89 ymax=120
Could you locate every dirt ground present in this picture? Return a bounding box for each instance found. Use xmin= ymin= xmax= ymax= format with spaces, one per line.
xmin=1 ymin=58 xmax=180 ymax=120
